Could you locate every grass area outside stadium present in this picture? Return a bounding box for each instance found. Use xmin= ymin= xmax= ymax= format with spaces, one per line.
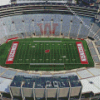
xmin=0 ymin=38 xmax=94 ymax=71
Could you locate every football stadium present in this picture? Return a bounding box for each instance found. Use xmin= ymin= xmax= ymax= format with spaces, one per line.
xmin=0 ymin=0 xmax=100 ymax=100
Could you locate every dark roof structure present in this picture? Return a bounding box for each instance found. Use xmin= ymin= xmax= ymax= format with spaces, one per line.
xmin=10 ymin=75 xmax=82 ymax=99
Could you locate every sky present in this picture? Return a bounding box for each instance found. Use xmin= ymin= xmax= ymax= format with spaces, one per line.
xmin=0 ymin=0 xmax=10 ymax=6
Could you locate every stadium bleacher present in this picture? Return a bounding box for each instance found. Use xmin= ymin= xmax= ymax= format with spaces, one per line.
xmin=97 ymin=47 xmax=100 ymax=54
xmin=70 ymin=16 xmax=80 ymax=38
xmin=62 ymin=15 xmax=71 ymax=36
xmin=89 ymin=48 xmax=97 ymax=55
xmin=92 ymin=23 xmax=100 ymax=34
xmin=92 ymin=56 xmax=100 ymax=63
xmin=88 ymin=68 xmax=100 ymax=76
xmin=0 ymin=14 xmax=100 ymax=44
xmin=93 ymin=35 xmax=100 ymax=40
xmin=1 ymin=70 xmax=17 ymax=79
xmin=87 ymin=41 xmax=100 ymax=63
xmin=77 ymin=70 xmax=93 ymax=79
xmin=83 ymin=16 xmax=93 ymax=26
xmin=0 ymin=67 xmax=7 ymax=75
xmin=88 ymin=42 xmax=94 ymax=47
xmin=78 ymin=24 xmax=90 ymax=38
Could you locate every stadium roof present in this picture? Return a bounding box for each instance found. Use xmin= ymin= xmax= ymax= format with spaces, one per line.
xmin=0 ymin=77 xmax=12 ymax=93
xmin=10 ymin=75 xmax=71 ymax=88
xmin=81 ymin=76 xmax=100 ymax=94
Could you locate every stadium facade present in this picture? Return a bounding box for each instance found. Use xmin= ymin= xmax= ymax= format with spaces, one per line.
xmin=0 ymin=0 xmax=100 ymax=100
xmin=9 ymin=75 xmax=82 ymax=100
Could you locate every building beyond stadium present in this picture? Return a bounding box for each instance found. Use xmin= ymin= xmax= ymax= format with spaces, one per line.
xmin=0 ymin=0 xmax=100 ymax=100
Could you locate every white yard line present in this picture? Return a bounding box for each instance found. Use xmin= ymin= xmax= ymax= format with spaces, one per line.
xmin=13 ymin=63 xmax=29 ymax=64
xmin=13 ymin=63 xmax=81 ymax=65
xmin=65 ymin=63 xmax=81 ymax=64
xmin=30 ymin=63 xmax=64 ymax=65
xmin=33 ymin=41 xmax=62 ymax=42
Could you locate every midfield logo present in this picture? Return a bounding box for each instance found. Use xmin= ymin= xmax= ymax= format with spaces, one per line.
xmin=37 ymin=23 xmax=58 ymax=34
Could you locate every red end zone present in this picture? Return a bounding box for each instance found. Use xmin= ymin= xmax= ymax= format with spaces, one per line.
xmin=76 ymin=42 xmax=88 ymax=64
xmin=6 ymin=37 xmax=18 ymax=43
xmin=6 ymin=42 xmax=19 ymax=64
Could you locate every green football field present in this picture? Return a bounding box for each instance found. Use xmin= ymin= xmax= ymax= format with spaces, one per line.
xmin=0 ymin=38 xmax=94 ymax=71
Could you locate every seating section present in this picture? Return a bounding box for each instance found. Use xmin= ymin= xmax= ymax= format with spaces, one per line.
xmin=87 ymin=42 xmax=100 ymax=63
xmin=95 ymin=40 xmax=100 ymax=46
xmin=62 ymin=15 xmax=71 ymax=36
xmin=16 ymin=71 xmax=30 ymax=76
xmin=89 ymin=23 xmax=100 ymax=38
xmin=0 ymin=67 xmax=7 ymax=75
xmin=78 ymin=17 xmax=93 ymax=38
xmin=70 ymin=16 xmax=80 ymax=38
xmin=97 ymin=47 xmax=100 ymax=54
xmin=92 ymin=56 xmax=100 ymax=63
xmin=78 ymin=24 xmax=90 ymax=38
xmin=0 ymin=14 xmax=99 ymax=44
xmin=83 ymin=17 xmax=93 ymax=27
xmin=88 ymin=42 xmax=93 ymax=47
xmin=92 ymin=23 xmax=100 ymax=34
xmin=1 ymin=70 xmax=17 ymax=79
xmin=89 ymin=48 xmax=97 ymax=55
xmin=93 ymin=35 xmax=100 ymax=40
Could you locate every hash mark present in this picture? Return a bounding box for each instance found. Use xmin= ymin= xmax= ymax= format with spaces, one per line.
xmin=59 ymin=59 xmax=62 ymax=60
xmin=66 ymin=59 xmax=69 ymax=60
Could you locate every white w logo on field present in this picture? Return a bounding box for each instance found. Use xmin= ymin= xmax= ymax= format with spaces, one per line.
xmin=37 ymin=23 xmax=58 ymax=35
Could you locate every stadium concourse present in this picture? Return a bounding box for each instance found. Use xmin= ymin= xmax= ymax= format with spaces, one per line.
xmin=0 ymin=0 xmax=100 ymax=100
